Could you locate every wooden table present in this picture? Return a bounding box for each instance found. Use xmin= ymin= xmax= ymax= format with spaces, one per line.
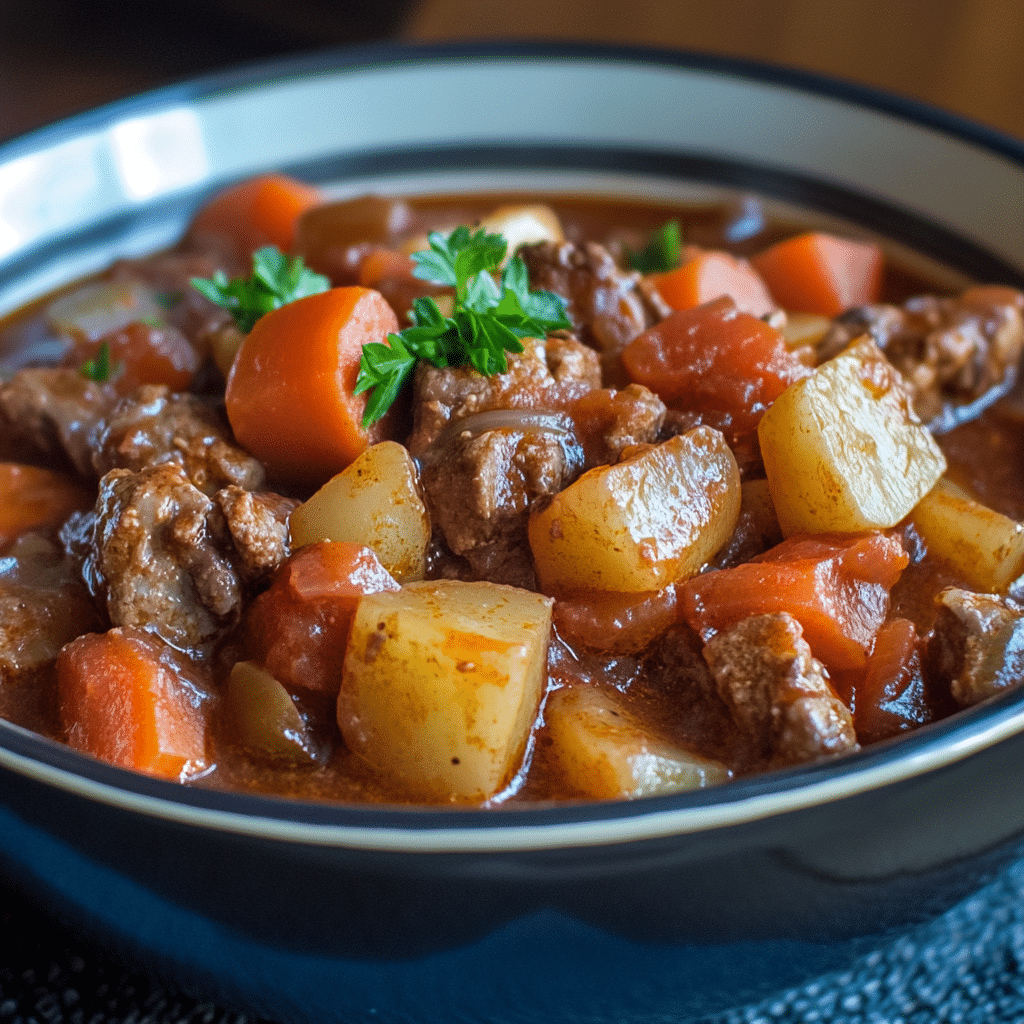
xmin=1 ymin=0 xmax=1022 ymax=143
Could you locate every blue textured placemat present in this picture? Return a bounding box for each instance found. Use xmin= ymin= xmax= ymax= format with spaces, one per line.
xmin=2 ymin=858 xmax=1023 ymax=1024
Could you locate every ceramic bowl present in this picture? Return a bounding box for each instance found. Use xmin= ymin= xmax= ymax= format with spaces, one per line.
xmin=1 ymin=42 xmax=1024 ymax=1024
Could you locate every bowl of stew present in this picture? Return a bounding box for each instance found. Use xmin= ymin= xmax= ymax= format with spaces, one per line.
xmin=1 ymin=41 xmax=1024 ymax=1023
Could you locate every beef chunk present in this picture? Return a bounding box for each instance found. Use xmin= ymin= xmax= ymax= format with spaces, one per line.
xmin=0 ymin=367 xmax=115 ymax=474
xmin=407 ymin=334 xmax=600 ymax=454
xmin=819 ymin=286 xmax=1024 ymax=429
xmin=520 ymin=240 xmax=662 ymax=377
xmin=928 ymin=587 xmax=1024 ymax=706
xmin=80 ymin=464 xmax=244 ymax=653
xmin=568 ymin=383 xmax=666 ymax=468
xmin=419 ymin=427 xmax=577 ymax=589
xmin=0 ymin=534 xmax=101 ymax=734
xmin=215 ymin=486 xmax=297 ymax=586
xmin=92 ymin=384 xmax=265 ymax=494
xmin=702 ymin=612 xmax=857 ymax=765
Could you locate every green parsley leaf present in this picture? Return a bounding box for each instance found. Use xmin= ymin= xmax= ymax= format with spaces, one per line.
xmin=356 ymin=227 xmax=571 ymax=427
xmin=627 ymin=219 xmax=683 ymax=274
xmin=190 ymin=246 xmax=330 ymax=334
xmin=79 ymin=340 xmax=117 ymax=383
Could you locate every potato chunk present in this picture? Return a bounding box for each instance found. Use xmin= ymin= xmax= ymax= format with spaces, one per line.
xmin=338 ymin=580 xmax=552 ymax=802
xmin=758 ymin=337 xmax=946 ymax=535
xmin=528 ymin=427 xmax=740 ymax=595
xmin=544 ymin=686 xmax=729 ymax=799
xmin=289 ymin=441 xmax=430 ymax=582
xmin=911 ymin=478 xmax=1024 ymax=593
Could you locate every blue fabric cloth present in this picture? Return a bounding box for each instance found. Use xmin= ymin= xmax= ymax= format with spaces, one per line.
xmin=2 ymin=857 xmax=1023 ymax=1023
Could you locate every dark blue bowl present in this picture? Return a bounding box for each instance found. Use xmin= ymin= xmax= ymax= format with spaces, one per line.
xmin=2 ymin=42 xmax=1024 ymax=1023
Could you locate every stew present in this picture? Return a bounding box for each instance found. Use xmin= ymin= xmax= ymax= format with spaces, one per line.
xmin=1 ymin=175 xmax=1022 ymax=806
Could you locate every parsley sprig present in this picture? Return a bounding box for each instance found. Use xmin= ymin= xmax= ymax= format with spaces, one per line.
xmin=190 ymin=247 xmax=329 ymax=334
xmin=627 ymin=219 xmax=683 ymax=274
xmin=79 ymin=340 xmax=118 ymax=383
xmin=355 ymin=226 xmax=571 ymax=426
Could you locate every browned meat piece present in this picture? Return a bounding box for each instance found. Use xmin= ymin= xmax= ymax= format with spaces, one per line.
xmin=80 ymin=464 xmax=244 ymax=654
xmin=928 ymin=587 xmax=1024 ymax=706
xmin=819 ymin=286 xmax=1024 ymax=429
xmin=568 ymin=383 xmax=666 ymax=467
xmin=0 ymin=367 xmax=116 ymax=474
xmin=419 ymin=427 xmax=578 ymax=589
xmin=406 ymin=334 xmax=600 ymax=454
xmin=0 ymin=534 xmax=101 ymax=735
xmin=215 ymin=486 xmax=297 ymax=586
xmin=520 ymin=240 xmax=662 ymax=377
xmin=91 ymin=384 xmax=265 ymax=494
xmin=702 ymin=613 xmax=857 ymax=765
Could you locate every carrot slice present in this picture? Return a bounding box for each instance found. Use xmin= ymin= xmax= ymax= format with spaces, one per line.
xmin=678 ymin=532 xmax=909 ymax=670
xmin=224 ymin=286 xmax=400 ymax=487
xmin=751 ymin=231 xmax=883 ymax=317
xmin=57 ymin=627 xmax=210 ymax=781
xmin=358 ymin=247 xmax=417 ymax=288
xmin=188 ymin=174 xmax=323 ymax=257
xmin=244 ymin=541 xmax=399 ymax=696
xmin=651 ymin=250 xmax=774 ymax=317
xmin=622 ymin=296 xmax=811 ymax=438
xmin=0 ymin=463 xmax=92 ymax=550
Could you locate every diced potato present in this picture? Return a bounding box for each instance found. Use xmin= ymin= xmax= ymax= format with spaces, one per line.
xmin=338 ymin=580 xmax=553 ymax=802
xmin=758 ymin=337 xmax=946 ymax=536
xmin=402 ymin=204 xmax=564 ymax=264
xmin=477 ymin=204 xmax=564 ymax=263
xmin=225 ymin=661 xmax=317 ymax=765
xmin=289 ymin=441 xmax=430 ymax=582
xmin=47 ymin=280 xmax=164 ymax=341
xmin=911 ymin=478 xmax=1024 ymax=593
xmin=544 ymin=686 xmax=730 ymax=799
xmin=528 ymin=427 xmax=741 ymax=595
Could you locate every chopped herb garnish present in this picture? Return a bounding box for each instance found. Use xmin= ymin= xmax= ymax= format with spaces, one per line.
xmin=627 ymin=219 xmax=683 ymax=274
xmin=79 ymin=340 xmax=116 ymax=383
xmin=190 ymin=247 xmax=330 ymax=334
xmin=355 ymin=226 xmax=571 ymax=427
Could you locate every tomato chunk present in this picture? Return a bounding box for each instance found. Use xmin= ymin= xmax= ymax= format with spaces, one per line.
xmin=621 ymin=296 xmax=811 ymax=438
xmin=852 ymin=618 xmax=935 ymax=742
xmin=678 ymin=532 xmax=909 ymax=670
xmin=553 ymin=587 xmax=679 ymax=654
xmin=244 ymin=541 xmax=399 ymax=696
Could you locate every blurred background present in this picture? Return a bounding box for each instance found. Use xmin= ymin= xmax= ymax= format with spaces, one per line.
xmin=1 ymin=0 xmax=1023 ymax=143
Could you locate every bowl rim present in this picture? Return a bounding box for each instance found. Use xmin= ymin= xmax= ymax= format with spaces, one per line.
xmin=1 ymin=40 xmax=1023 ymax=854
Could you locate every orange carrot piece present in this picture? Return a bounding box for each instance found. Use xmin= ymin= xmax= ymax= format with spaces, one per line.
xmin=553 ymin=587 xmax=679 ymax=654
xmin=622 ymin=296 xmax=811 ymax=438
xmin=57 ymin=627 xmax=210 ymax=781
xmin=224 ymin=286 xmax=400 ymax=487
xmin=188 ymin=174 xmax=323 ymax=257
xmin=751 ymin=231 xmax=883 ymax=317
xmin=651 ymin=250 xmax=775 ymax=317
xmin=0 ymin=463 xmax=92 ymax=550
xmin=678 ymin=533 xmax=909 ymax=670
xmin=244 ymin=541 xmax=399 ymax=696
xmin=853 ymin=618 xmax=933 ymax=742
